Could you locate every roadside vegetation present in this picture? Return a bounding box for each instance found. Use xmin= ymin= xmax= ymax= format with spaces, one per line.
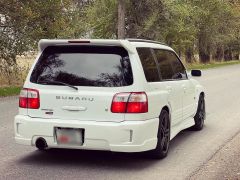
xmin=0 ymin=87 xmax=21 ymax=97
xmin=186 ymin=60 xmax=240 ymax=70
xmin=0 ymin=0 xmax=240 ymax=90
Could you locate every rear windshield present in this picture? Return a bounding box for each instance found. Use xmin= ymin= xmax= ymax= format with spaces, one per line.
xmin=30 ymin=46 xmax=133 ymax=87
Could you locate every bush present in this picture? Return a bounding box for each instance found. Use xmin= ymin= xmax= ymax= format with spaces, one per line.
xmin=0 ymin=59 xmax=30 ymax=86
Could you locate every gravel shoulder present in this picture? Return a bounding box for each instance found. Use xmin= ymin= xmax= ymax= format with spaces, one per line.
xmin=190 ymin=131 xmax=240 ymax=180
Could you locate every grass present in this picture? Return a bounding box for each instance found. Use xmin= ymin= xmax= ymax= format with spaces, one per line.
xmin=186 ymin=60 xmax=240 ymax=70
xmin=0 ymin=86 xmax=21 ymax=97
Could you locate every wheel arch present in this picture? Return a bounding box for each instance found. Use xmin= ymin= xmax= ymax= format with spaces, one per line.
xmin=193 ymin=91 xmax=205 ymax=117
xmin=159 ymin=105 xmax=171 ymax=129
xmin=196 ymin=91 xmax=205 ymax=105
xmin=200 ymin=92 xmax=205 ymax=97
xmin=160 ymin=105 xmax=171 ymax=117
xmin=161 ymin=105 xmax=170 ymax=115
xmin=163 ymin=103 xmax=172 ymax=120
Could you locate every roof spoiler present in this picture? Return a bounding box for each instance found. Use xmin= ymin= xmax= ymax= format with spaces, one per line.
xmin=38 ymin=39 xmax=136 ymax=54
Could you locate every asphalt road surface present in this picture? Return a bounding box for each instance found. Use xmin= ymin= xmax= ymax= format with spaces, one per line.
xmin=1 ymin=64 xmax=240 ymax=180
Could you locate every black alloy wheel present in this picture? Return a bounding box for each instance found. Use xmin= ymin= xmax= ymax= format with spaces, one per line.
xmin=149 ymin=109 xmax=170 ymax=159
xmin=192 ymin=94 xmax=205 ymax=131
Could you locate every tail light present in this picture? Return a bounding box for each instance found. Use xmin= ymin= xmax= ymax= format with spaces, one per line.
xmin=19 ymin=88 xmax=40 ymax=109
xmin=111 ymin=92 xmax=148 ymax=113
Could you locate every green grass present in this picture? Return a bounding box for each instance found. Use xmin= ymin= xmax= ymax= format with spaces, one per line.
xmin=186 ymin=60 xmax=240 ymax=70
xmin=0 ymin=86 xmax=21 ymax=97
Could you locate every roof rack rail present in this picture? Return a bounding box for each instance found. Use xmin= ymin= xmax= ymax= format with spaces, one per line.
xmin=126 ymin=38 xmax=167 ymax=46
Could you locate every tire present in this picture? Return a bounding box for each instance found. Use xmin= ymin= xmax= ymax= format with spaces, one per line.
xmin=149 ymin=109 xmax=170 ymax=159
xmin=192 ymin=94 xmax=205 ymax=131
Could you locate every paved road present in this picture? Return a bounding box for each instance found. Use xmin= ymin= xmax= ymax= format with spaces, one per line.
xmin=191 ymin=130 xmax=240 ymax=179
xmin=1 ymin=64 xmax=240 ymax=180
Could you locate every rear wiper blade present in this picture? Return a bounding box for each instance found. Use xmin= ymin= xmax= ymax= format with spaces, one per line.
xmin=38 ymin=80 xmax=78 ymax=90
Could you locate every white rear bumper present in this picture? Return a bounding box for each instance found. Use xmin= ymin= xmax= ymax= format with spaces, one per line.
xmin=14 ymin=115 xmax=159 ymax=152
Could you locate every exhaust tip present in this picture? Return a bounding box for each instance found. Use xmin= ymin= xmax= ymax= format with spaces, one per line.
xmin=36 ymin=137 xmax=48 ymax=150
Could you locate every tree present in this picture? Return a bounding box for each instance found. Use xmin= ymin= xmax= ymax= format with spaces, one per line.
xmin=0 ymin=0 xmax=87 ymax=85
xmin=117 ymin=0 xmax=126 ymax=38
xmin=190 ymin=0 xmax=238 ymax=62
xmin=85 ymin=0 xmax=118 ymax=38
xmin=0 ymin=0 xmax=86 ymax=65
xmin=1 ymin=0 xmax=240 ymax=66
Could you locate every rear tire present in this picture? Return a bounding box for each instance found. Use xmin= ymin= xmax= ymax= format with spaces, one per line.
xmin=192 ymin=94 xmax=205 ymax=131
xmin=149 ymin=109 xmax=170 ymax=159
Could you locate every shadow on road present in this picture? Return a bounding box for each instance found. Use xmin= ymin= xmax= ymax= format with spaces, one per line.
xmin=17 ymin=148 xmax=157 ymax=171
xmin=16 ymin=129 xmax=202 ymax=170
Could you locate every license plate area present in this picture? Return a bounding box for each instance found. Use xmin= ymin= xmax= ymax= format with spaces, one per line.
xmin=55 ymin=127 xmax=84 ymax=146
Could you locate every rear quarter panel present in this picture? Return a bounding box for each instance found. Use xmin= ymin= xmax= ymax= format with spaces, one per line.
xmin=190 ymin=78 xmax=205 ymax=116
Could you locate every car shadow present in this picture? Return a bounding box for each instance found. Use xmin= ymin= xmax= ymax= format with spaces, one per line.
xmin=17 ymin=147 xmax=158 ymax=171
xmin=17 ymin=128 xmax=202 ymax=170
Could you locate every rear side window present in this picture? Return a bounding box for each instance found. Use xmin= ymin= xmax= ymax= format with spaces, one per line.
xmin=137 ymin=48 xmax=160 ymax=82
xmin=170 ymin=53 xmax=187 ymax=79
xmin=30 ymin=46 xmax=133 ymax=87
xmin=154 ymin=49 xmax=187 ymax=80
xmin=154 ymin=49 xmax=174 ymax=80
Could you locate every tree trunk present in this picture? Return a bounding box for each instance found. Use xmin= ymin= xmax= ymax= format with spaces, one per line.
xmin=236 ymin=52 xmax=240 ymax=60
xmin=117 ymin=0 xmax=126 ymax=39
xmin=198 ymin=34 xmax=211 ymax=63
xmin=199 ymin=45 xmax=211 ymax=63
xmin=185 ymin=47 xmax=194 ymax=63
xmin=224 ymin=46 xmax=233 ymax=61
xmin=214 ymin=45 xmax=224 ymax=61
xmin=234 ymin=53 xmax=239 ymax=60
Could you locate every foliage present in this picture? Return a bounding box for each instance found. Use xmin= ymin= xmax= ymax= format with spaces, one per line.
xmin=0 ymin=86 xmax=21 ymax=97
xmin=85 ymin=0 xmax=118 ymax=38
xmin=85 ymin=0 xmax=240 ymax=62
xmin=0 ymin=0 xmax=89 ymax=86
xmin=0 ymin=0 xmax=86 ymax=65
xmin=0 ymin=0 xmax=239 ymax=66
xmin=186 ymin=60 xmax=240 ymax=70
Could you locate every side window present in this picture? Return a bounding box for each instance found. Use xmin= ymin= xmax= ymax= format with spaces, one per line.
xmin=137 ymin=48 xmax=160 ymax=82
xmin=154 ymin=49 xmax=174 ymax=80
xmin=154 ymin=49 xmax=187 ymax=80
xmin=169 ymin=53 xmax=187 ymax=80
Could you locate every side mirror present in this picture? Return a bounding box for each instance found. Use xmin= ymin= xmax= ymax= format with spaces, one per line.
xmin=191 ymin=69 xmax=202 ymax=77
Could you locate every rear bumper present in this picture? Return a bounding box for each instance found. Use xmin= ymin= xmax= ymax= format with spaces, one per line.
xmin=14 ymin=115 xmax=159 ymax=152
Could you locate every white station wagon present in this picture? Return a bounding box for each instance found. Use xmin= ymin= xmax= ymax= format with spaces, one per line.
xmin=14 ymin=39 xmax=205 ymax=159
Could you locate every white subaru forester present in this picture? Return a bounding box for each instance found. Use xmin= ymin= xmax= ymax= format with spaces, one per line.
xmin=14 ymin=39 xmax=205 ymax=159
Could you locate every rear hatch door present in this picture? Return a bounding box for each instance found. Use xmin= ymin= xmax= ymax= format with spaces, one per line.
xmin=28 ymin=45 xmax=133 ymax=122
